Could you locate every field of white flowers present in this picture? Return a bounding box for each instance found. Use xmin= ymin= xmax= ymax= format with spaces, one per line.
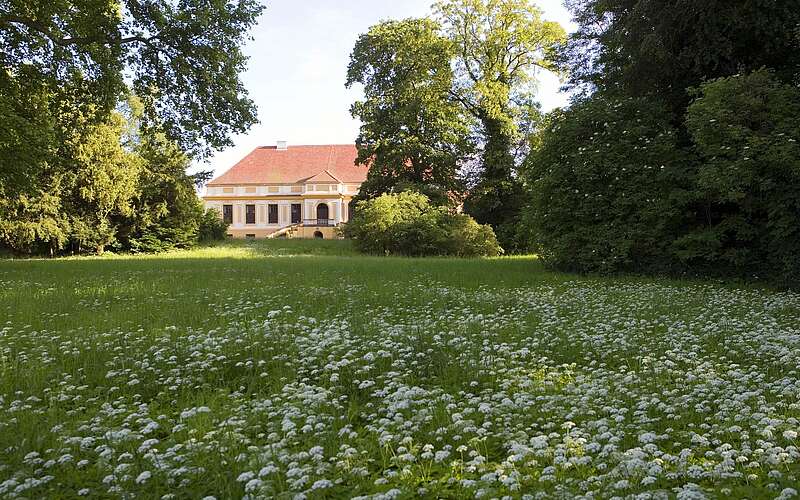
xmin=1 ymin=241 xmax=799 ymax=498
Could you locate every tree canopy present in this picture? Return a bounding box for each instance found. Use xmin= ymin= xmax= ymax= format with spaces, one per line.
xmin=525 ymin=0 xmax=800 ymax=282
xmin=346 ymin=18 xmax=472 ymax=206
xmin=434 ymin=0 xmax=565 ymax=250
xmin=0 ymin=0 xmax=254 ymax=255
xmin=0 ymin=0 xmax=263 ymax=158
xmin=560 ymin=0 xmax=800 ymax=115
xmin=347 ymin=1 xmax=566 ymax=250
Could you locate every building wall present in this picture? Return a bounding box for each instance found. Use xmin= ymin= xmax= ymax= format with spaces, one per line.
xmin=202 ymin=189 xmax=355 ymax=239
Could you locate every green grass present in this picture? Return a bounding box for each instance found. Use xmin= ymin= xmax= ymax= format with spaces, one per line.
xmin=0 ymin=240 xmax=798 ymax=498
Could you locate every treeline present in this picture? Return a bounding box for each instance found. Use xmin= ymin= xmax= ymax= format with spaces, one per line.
xmin=0 ymin=0 xmax=263 ymax=256
xmin=524 ymin=0 xmax=800 ymax=281
xmin=0 ymin=91 xmax=227 ymax=255
xmin=347 ymin=0 xmax=800 ymax=279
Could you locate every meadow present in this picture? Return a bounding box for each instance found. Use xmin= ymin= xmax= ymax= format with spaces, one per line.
xmin=1 ymin=240 xmax=798 ymax=499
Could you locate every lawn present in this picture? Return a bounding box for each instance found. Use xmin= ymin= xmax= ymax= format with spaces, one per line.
xmin=1 ymin=240 xmax=798 ymax=499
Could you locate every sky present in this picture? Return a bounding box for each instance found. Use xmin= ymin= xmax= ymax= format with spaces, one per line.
xmin=193 ymin=0 xmax=576 ymax=178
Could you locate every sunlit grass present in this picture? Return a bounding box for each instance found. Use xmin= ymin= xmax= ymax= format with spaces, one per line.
xmin=0 ymin=240 xmax=798 ymax=498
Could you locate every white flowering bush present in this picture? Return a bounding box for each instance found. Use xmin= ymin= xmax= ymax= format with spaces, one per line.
xmin=0 ymin=248 xmax=799 ymax=498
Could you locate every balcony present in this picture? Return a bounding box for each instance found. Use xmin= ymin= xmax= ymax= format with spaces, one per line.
xmin=303 ymin=218 xmax=335 ymax=227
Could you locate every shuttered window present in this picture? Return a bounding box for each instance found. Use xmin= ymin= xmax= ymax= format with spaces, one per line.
xmin=245 ymin=204 xmax=256 ymax=224
xmin=268 ymin=204 xmax=278 ymax=224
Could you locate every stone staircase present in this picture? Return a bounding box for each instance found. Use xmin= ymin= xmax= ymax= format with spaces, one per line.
xmin=266 ymin=223 xmax=301 ymax=239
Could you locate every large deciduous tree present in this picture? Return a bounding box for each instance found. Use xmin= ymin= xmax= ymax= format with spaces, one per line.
xmin=0 ymin=0 xmax=254 ymax=254
xmin=0 ymin=0 xmax=263 ymax=157
xmin=346 ymin=18 xmax=472 ymax=207
xmin=560 ymin=0 xmax=800 ymax=116
xmin=526 ymin=1 xmax=800 ymax=280
xmin=434 ymin=0 xmax=565 ymax=249
xmin=523 ymin=95 xmax=688 ymax=273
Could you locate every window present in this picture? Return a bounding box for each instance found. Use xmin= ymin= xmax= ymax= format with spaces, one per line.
xmin=245 ymin=204 xmax=256 ymax=224
xmin=268 ymin=186 xmax=280 ymax=193
xmin=316 ymin=203 xmax=329 ymax=223
xmin=245 ymin=186 xmax=257 ymax=193
xmin=268 ymin=204 xmax=278 ymax=224
xmin=245 ymin=234 xmax=256 ymax=239
xmin=222 ymin=187 xmax=234 ymax=193
xmin=222 ymin=205 xmax=233 ymax=224
xmin=291 ymin=204 xmax=301 ymax=224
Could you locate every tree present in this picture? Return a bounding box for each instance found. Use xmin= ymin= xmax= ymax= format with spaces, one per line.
xmin=0 ymin=0 xmax=263 ymax=158
xmin=523 ymin=95 xmax=687 ymax=273
xmin=434 ymin=0 xmax=565 ymax=249
xmin=61 ymin=108 xmax=142 ymax=253
xmin=346 ymin=18 xmax=472 ymax=207
xmin=680 ymin=69 xmax=800 ymax=280
xmin=115 ymin=130 xmax=205 ymax=253
xmin=560 ymin=0 xmax=800 ymax=117
xmin=0 ymin=0 xmax=260 ymax=255
xmin=0 ymin=76 xmax=141 ymax=255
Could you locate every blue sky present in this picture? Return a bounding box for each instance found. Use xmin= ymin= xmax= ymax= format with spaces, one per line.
xmin=195 ymin=0 xmax=576 ymax=177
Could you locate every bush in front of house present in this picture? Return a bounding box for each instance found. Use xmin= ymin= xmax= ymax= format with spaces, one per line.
xmin=344 ymin=191 xmax=502 ymax=257
xmin=198 ymin=208 xmax=230 ymax=242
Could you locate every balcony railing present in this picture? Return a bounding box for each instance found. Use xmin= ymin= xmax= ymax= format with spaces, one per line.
xmin=303 ymin=218 xmax=334 ymax=227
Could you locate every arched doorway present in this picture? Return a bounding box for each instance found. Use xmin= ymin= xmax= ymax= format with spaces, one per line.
xmin=316 ymin=203 xmax=329 ymax=224
xmin=313 ymin=230 xmax=324 ymax=239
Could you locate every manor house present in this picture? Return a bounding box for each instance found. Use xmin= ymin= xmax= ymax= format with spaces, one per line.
xmin=203 ymin=142 xmax=367 ymax=238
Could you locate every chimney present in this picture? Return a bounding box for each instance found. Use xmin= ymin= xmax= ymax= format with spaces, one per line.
xmin=276 ymin=140 xmax=288 ymax=150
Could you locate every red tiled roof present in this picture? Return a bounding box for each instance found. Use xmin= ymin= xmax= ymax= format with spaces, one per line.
xmin=208 ymin=144 xmax=367 ymax=185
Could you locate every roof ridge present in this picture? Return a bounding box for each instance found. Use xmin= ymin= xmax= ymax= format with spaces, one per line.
xmin=324 ymin=169 xmax=342 ymax=182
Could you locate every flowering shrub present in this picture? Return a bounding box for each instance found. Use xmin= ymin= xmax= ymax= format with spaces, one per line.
xmin=524 ymin=70 xmax=800 ymax=283
xmin=1 ymin=252 xmax=799 ymax=498
xmin=680 ymin=69 xmax=800 ymax=281
xmin=523 ymin=95 xmax=687 ymax=273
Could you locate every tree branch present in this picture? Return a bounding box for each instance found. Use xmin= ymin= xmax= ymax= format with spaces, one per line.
xmin=0 ymin=14 xmax=161 ymax=49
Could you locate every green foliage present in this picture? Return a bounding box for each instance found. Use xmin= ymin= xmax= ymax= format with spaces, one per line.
xmin=560 ymin=0 xmax=800 ymax=115
xmin=0 ymin=66 xmax=56 ymax=197
xmin=0 ymin=0 xmax=264 ymax=157
xmin=0 ymin=79 xmax=141 ymax=255
xmin=433 ymin=0 xmax=566 ymax=250
xmin=679 ymin=69 xmax=800 ymax=280
xmin=116 ymin=131 xmax=204 ymax=253
xmin=0 ymin=0 xmax=261 ymax=255
xmin=0 ymin=85 xmax=224 ymax=255
xmin=462 ymin=177 xmax=527 ymax=252
xmin=524 ymin=1 xmax=800 ymax=281
xmin=524 ymin=96 xmax=687 ymax=273
xmin=63 ymin=110 xmax=142 ymax=253
xmin=344 ymin=191 xmax=501 ymax=257
xmin=346 ymin=18 xmax=472 ymax=206
xmin=434 ymin=0 xmax=565 ymax=134
xmin=0 ymin=190 xmax=69 ymax=256
xmin=198 ymin=209 xmax=230 ymax=243
xmin=348 ymin=2 xmax=566 ymax=251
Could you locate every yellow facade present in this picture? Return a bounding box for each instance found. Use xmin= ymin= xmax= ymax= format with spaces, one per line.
xmin=202 ymin=181 xmax=357 ymax=239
